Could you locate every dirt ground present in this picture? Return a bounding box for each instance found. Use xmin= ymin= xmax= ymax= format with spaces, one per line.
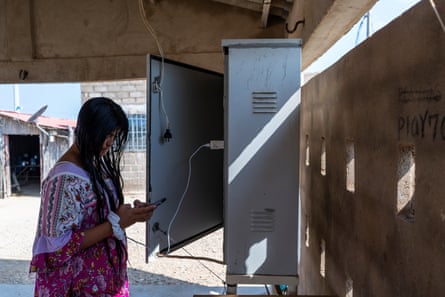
xmin=0 ymin=182 xmax=226 ymax=287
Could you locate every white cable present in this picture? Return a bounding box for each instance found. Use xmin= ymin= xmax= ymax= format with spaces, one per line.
xmin=166 ymin=143 xmax=210 ymax=254
xmin=138 ymin=0 xmax=165 ymax=81
xmin=429 ymin=0 xmax=445 ymax=33
xmin=156 ymin=83 xmax=170 ymax=129
xmin=138 ymin=0 xmax=170 ymax=130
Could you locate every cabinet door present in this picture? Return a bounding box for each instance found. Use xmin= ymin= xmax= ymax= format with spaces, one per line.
xmin=146 ymin=55 xmax=224 ymax=259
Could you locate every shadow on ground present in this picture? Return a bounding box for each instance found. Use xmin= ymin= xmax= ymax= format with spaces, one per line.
xmin=1 ymin=183 xmax=226 ymax=288
xmin=0 ymin=259 xmax=33 ymax=285
xmin=10 ymin=182 xmax=41 ymax=198
xmin=0 ymin=258 xmax=202 ymax=286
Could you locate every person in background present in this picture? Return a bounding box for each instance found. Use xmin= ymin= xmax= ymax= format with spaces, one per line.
xmin=30 ymin=97 xmax=155 ymax=297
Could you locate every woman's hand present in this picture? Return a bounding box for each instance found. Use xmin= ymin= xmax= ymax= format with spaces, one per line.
xmin=117 ymin=203 xmax=156 ymax=229
xmin=133 ymin=199 xmax=148 ymax=208
xmin=80 ymin=202 xmax=155 ymax=249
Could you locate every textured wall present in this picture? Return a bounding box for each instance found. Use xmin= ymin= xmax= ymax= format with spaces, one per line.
xmin=299 ymin=1 xmax=445 ymax=296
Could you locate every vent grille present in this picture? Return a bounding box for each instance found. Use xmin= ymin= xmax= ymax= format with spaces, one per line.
xmin=252 ymin=91 xmax=278 ymax=113
xmin=250 ymin=209 xmax=275 ymax=232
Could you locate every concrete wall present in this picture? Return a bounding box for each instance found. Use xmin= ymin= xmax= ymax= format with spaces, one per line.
xmin=299 ymin=1 xmax=445 ymax=296
xmin=81 ymin=80 xmax=146 ymax=194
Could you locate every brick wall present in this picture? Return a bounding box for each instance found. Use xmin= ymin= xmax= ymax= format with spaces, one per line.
xmin=81 ymin=80 xmax=147 ymax=194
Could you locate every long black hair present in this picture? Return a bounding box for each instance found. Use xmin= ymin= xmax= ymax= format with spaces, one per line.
xmin=75 ymin=97 xmax=129 ymax=272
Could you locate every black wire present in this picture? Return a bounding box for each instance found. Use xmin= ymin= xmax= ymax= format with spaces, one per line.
xmin=126 ymin=235 xmax=226 ymax=284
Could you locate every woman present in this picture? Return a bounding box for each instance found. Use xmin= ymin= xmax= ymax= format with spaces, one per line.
xmin=30 ymin=97 xmax=155 ymax=297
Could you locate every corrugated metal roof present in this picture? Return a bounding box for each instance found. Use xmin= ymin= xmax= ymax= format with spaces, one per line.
xmin=0 ymin=110 xmax=76 ymax=130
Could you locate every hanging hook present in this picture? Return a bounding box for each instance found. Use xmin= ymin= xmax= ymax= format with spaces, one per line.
xmin=19 ymin=69 xmax=28 ymax=80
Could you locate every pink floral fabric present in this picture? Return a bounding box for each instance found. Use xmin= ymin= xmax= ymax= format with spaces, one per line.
xmin=30 ymin=161 xmax=128 ymax=297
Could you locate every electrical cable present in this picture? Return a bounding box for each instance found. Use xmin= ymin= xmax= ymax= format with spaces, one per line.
xmin=355 ymin=15 xmax=366 ymax=45
xmin=264 ymin=284 xmax=271 ymax=295
xmin=138 ymin=0 xmax=171 ymax=140
xmin=157 ymin=86 xmax=171 ymax=140
xmin=166 ymin=143 xmax=210 ymax=254
xmin=355 ymin=13 xmax=370 ymax=45
xmin=126 ymin=142 xmax=225 ymax=285
xmin=126 ymin=233 xmax=226 ymax=285
xmin=171 ymin=243 xmax=226 ymax=284
xmin=138 ymin=0 xmax=164 ymax=82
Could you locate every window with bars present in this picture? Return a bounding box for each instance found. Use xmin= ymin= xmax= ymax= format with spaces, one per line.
xmin=126 ymin=114 xmax=146 ymax=151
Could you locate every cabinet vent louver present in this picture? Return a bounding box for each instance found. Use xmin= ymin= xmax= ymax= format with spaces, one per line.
xmin=252 ymin=91 xmax=277 ymax=113
xmin=250 ymin=209 xmax=275 ymax=232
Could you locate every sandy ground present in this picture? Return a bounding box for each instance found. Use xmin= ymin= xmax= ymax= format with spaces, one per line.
xmin=0 ymin=183 xmax=226 ymax=287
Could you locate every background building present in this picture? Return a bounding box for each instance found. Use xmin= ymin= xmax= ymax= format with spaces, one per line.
xmin=81 ymin=80 xmax=146 ymax=194
xmin=0 ymin=111 xmax=74 ymax=198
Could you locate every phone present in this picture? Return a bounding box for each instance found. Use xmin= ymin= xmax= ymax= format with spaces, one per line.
xmin=151 ymin=197 xmax=167 ymax=207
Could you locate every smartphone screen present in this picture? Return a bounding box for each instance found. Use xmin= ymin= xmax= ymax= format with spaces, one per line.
xmin=151 ymin=197 xmax=167 ymax=207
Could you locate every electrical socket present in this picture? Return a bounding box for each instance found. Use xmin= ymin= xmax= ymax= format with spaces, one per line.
xmin=152 ymin=77 xmax=161 ymax=93
xmin=210 ymin=140 xmax=224 ymax=150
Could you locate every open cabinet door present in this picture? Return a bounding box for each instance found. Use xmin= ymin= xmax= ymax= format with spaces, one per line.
xmin=146 ymin=55 xmax=224 ymax=260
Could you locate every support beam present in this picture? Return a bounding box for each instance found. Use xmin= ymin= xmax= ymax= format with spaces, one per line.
xmin=0 ymin=0 xmax=377 ymax=81
xmin=0 ymin=0 xmax=283 ymax=82
xmin=2 ymin=0 xmax=34 ymax=61
xmin=287 ymin=0 xmax=376 ymax=70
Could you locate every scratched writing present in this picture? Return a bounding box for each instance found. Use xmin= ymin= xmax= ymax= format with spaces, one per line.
xmin=399 ymin=88 xmax=441 ymax=103
xmin=399 ymin=110 xmax=445 ymax=141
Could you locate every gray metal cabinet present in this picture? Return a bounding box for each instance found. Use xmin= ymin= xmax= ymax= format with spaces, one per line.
xmin=222 ymin=39 xmax=301 ymax=288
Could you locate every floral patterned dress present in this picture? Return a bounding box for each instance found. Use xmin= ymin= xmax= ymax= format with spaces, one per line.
xmin=30 ymin=161 xmax=129 ymax=297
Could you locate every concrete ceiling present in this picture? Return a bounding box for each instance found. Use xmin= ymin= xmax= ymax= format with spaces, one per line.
xmin=0 ymin=0 xmax=376 ymax=83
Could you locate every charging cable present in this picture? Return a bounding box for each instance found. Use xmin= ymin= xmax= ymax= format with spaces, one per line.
xmin=166 ymin=143 xmax=208 ymax=254
xmin=153 ymin=80 xmax=172 ymax=141
xmin=166 ymin=141 xmax=224 ymax=254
